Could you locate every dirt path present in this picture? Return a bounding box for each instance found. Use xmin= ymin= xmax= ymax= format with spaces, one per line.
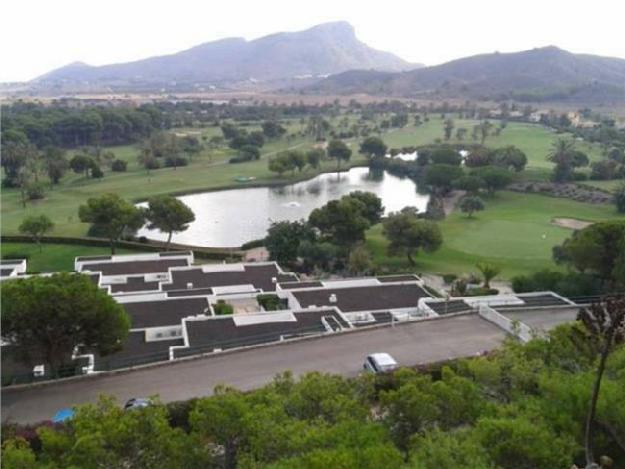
xmin=443 ymin=190 xmax=465 ymax=215
xmin=551 ymin=217 xmax=593 ymax=230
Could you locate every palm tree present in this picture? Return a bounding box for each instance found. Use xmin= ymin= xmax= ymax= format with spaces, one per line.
xmin=547 ymin=138 xmax=576 ymax=166
xmin=577 ymin=296 xmax=625 ymax=468
xmin=475 ymin=262 xmax=500 ymax=289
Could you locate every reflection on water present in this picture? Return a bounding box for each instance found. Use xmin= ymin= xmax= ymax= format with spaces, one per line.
xmin=137 ymin=167 xmax=430 ymax=247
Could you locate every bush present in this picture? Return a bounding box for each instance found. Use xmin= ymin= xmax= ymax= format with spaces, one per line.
xmin=240 ymin=239 xmax=265 ymax=250
xmin=164 ymin=156 xmax=188 ymax=168
xmin=442 ymin=273 xmax=458 ymax=284
xmin=138 ymin=236 xmax=148 ymax=243
xmin=257 ymin=294 xmax=286 ymax=311
xmin=464 ymin=287 xmax=499 ymax=296
xmin=26 ymin=183 xmax=46 ymax=200
xmin=212 ymin=300 xmax=233 ymax=315
xmin=91 ymin=166 xmax=104 ymax=179
xmin=111 ymin=159 xmax=128 ymax=172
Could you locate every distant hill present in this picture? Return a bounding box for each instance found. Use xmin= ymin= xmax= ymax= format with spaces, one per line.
xmin=31 ymin=22 xmax=419 ymax=92
xmin=306 ymin=46 xmax=625 ymax=102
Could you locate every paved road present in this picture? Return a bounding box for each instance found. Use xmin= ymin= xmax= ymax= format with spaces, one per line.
xmin=2 ymin=314 xmax=505 ymax=423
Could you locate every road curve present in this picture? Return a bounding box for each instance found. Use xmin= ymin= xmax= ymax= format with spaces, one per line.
xmin=2 ymin=314 xmax=505 ymax=423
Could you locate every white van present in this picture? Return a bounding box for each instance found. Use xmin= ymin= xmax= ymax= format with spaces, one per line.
xmin=363 ymin=353 xmax=398 ymax=374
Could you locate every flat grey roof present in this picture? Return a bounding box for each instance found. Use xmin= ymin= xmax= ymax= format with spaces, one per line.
xmin=292 ymin=283 xmax=429 ymax=312
xmin=122 ymin=297 xmax=210 ymax=328
xmin=80 ymin=258 xmax=188 ymax=276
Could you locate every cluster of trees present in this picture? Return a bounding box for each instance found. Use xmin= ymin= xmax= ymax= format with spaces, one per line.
xmin=77 ymin=193 xmax=195 ymax=252
xmin=513 ymin=220 xmax=625 ymax=296
xmin=442 ymin=119 xmax=507 ymax=144
xmin=265 ymin=192 xmax=383 ymax=273
xmin=2 ymin=102 xmax=167 ymax=148
xmin=268 ymin=149 xmax=324 ymax=176
xmin=265 ymin=192 xmax=443 ymax=273
xmin=138 ymin=132 xmax=203 ymax=172
xmin=3 ymin=305 xmax=624 ymax=468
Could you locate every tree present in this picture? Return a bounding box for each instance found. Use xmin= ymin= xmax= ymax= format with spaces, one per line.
xmin=1 ymin=141 xmax=33 ymax=187
xmin=111 ymin=159 xmax=128 ymax=172
xmin=454 ymin=175 xmax=484 ymax=194
xmin=43 ymin=146 xmax=68 ymax=184
xmin=306 ymin=148 xmax=324 ymax=169
xmin=577 ymin=296 xmax=625 ymax=467
xmin=70 ymin=154 xmax=96 ymax=177
xmin=430 ymin=147 xmax=462 ymax=166
xmin=346 ymin=191 xmax=384 ymax=225
xmin=359 ymin=137 xmax=387 ymax=160
xmin=547 ymin=139 xmax=588 ymax=182
xmin=615 ymin=183 xmax=625 ymax=214
xmin=261 ymin=121 xmax=287 ymax=139
xmin=18 ymin=215 xmax=54 ymax=251
xmin=473 ymin=166 xmax=514 ymax=196
xmin=443 ymin=119 xmax=454 ymax=141
xmin=465 ymin=147 xmax=493 ymax=168
xmin=327 ymin=139 xmax=352 ymax=171
xmin=268 ymin=156 xmax=291 ymax=176
xmin=79 ymin=193 xmax=145 ymax=254
xmin=493 ymin=146 xmax=528 ymax=172
xmin=348 ymin=244 xmax=373 ymax=275
xmin=478 ymin=121 xmax=493 ymax=145
xmin=382 ymin=211 xmax=443 ymax=265
xmin=455 ymin=127 xmax=468 ymax=141
xmin=424 ymin=164 xmax=464 ymax=195
xmin=0 ymin=273 xmax=130 ymax=375
xmin=459 ymin=196 xmax=485 ymax=218
xmin=146 ymin=195 xmax=195 ymax=250
xmin=556 ymin=221 xmax=625 ymax=288
xmin=239 ymin=144 xmax=261 ymax=162
xmin=309 ymin=196 xmax=371 ymax=247
xmin=476 ymin=262 xmax=501 ymax=288
xmin=265 ymin=220 xmax=315 ymax=266
xmin=286 ymin=150 xmax=307 ymax=173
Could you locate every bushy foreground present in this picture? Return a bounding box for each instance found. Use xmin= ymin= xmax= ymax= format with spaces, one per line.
xmin=2 ymin=324 xmax=624 ymax=469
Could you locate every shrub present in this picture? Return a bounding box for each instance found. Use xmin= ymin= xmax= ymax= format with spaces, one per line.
xmin=26 ymin=182 xmax=46 ymax=200
xmin=91 ymin=166 xmax=104 ymax=179
xmin=257 ymin=294 xmax=286 ymax=311
xmin=111 ymin=159 xmax=128 ymax=172
xmin=212 ymin=300 xmax=233 ymax=315
xmin=442 ymin=273 xmax=458 ymax=284
xmin=164 ymin=156 xmax=188 ymax=168
xmin=1 ymin=252 xmax=30 ymax=261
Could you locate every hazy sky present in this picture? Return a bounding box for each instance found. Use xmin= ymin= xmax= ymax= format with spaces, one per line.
xmin=2 ymin=0 xmax=624 ymax=82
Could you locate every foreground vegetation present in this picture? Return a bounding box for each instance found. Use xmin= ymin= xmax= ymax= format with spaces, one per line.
xmin=3 ymin=317 xmax=624 ymax=469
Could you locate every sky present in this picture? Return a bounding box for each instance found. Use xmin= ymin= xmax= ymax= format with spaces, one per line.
xmin=2 ymin=0 xmax=625 ymax=82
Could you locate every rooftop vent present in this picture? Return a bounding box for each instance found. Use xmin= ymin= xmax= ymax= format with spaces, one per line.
xmin=33 ymin=364 xmax=45 ymax=377
xmin=329 ymin=294 xmax=337 ymax=303
xmin=186 ymin=282 xmax=193 ymax=289
xmin=271 ymin=277 xmax=277 ymax=283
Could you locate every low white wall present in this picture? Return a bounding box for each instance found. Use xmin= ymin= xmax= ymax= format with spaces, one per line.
xmin=478 ymin=304 xmax=533 ymax=343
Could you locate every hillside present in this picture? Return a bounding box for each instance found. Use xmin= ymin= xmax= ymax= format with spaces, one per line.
xmin=307 ymin=46 xmax=625 ymax=102
xmin=31 ymin=22 xmax=419 ymax=92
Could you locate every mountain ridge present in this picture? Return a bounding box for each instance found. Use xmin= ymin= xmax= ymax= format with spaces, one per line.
xmin=305 ymin=46 xmax=625 ymax=102
xmin=32 ymin=21 xmax=419 ymax=91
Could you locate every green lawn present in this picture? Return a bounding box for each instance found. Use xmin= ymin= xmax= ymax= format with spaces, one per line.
xmin=0 ymin=242 xmax=145 ymax=272
xmin=582 ymin=179 xmax=623 ymax=193
xmin=367 ymin=191 xmax=622 ymax=279
xmin=382 ymin=117 xmax=604 ymax=180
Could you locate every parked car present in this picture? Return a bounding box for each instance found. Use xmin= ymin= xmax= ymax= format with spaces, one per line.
xmin=363 ymin=353 xmax=398 ymax=374
xmin=124 ymin=398 xmax=152 ymax=410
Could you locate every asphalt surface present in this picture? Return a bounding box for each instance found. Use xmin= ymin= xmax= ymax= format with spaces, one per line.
xmin=2 ymin=314 xmax=505 ymax=423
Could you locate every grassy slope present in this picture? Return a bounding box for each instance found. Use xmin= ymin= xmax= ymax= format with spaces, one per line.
xmin=367 ymin=191 xmax=622 ymax=279
xmin=0 ymin=242 xmax=143 ymax=272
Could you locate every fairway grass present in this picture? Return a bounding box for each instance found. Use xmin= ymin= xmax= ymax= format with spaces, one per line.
xmin=367 ymin=191 xmax=622 ymax=279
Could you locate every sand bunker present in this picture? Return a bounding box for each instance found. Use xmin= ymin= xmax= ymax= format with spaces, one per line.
xmin=551 ymin=218 xmax=594 ymax=230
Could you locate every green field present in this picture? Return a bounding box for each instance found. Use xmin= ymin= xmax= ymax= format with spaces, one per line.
xmin=367 ymin=191 xmax=622 ymax=279
xmin=382 ymin=116 xmax=604 ymax=179
xmin=0 ymin=242 xmax=145 ymax=272
xmin=582 ymin=179 xmax=623 ymax=193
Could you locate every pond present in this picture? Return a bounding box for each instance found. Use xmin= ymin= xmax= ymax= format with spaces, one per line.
xmin=137 ymin=167 xmax=430 ymax=248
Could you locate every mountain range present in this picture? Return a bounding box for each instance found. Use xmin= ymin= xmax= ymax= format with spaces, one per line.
xmin=305 ymin=46 xmax=625 ymax=102
xmin=32 ymin=22 xmax=418 ymax=92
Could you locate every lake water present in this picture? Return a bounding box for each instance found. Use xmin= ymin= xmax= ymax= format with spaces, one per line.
xmin=137 ymin=167 xmax=429 ymax=247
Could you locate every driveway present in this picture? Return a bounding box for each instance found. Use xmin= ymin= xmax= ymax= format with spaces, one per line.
xmin=2 ymin=314 xmax=505 ymax=423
